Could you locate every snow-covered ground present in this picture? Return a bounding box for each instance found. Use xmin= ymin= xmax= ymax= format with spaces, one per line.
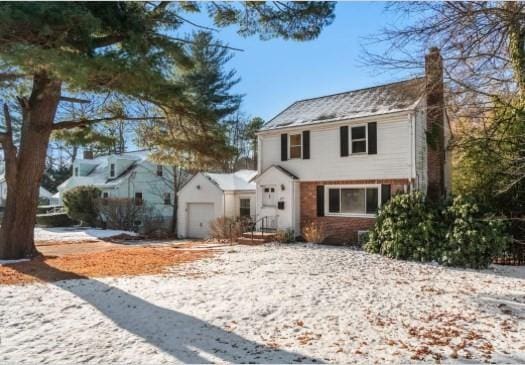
xmin=34 ymin=227 xmax=137 ymax=243
xmin=1 ymin=244 xmax=524 ymax=364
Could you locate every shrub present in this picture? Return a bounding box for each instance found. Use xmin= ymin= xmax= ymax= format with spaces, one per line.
xmin=365 ymin=192 xmax=511 ymax=269
xmin=98 ymin=198 xmax=162 ymax=233
xmin=36 ymin=212 xmax=76 ymax=227
xmin=275 ymin=228 xmax=295 ymax=243
xmin=439 ymin=196 xmax=509 ymax=269
xmin=62 ymin=186 xmax=101 ymax=226
xmin=365 ymin=192 xmax=439 ymax=262
xmin=209 ymin=217 xmax=241 ymax=240
xmin=302 ymin=221 xmax=326 ymax=243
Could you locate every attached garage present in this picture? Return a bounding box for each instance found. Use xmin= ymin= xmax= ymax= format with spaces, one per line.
xmin=177 ymin=170 xmax=257 ymax=239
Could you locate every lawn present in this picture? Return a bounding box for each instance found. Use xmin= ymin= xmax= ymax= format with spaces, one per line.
xmin=1 ymin=244 xmax=524 ymax=363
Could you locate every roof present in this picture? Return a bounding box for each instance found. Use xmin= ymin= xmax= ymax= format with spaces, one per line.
xmin=57 ymin=150 xmax=151 ymax=190
xmin=252 ymin=165 xmax=299 ymax=182
xmin=204 ymin=170 xmax=257 ymax=191
xmin=262 ymin=77 xmax=425 ymax=131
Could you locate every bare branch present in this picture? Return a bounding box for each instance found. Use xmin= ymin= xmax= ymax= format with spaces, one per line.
xmin=52 ymin=115 xmax=166 ymax=130
xmin=59 ymin=96 xmax=91 ymax=104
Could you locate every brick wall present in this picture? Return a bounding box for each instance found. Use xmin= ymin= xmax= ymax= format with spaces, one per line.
xmin=300 ymin=179 xmax=410 ymax=244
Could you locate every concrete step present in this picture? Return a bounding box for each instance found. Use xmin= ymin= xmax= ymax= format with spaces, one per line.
xmin=236 ymin=237 xmax=267 ymax=245
xmin=241 ymin=231 xmax=276 ymax=242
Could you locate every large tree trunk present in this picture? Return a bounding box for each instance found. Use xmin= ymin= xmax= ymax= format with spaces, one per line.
xmin=0 ymin=72 xmax=61 ymax=259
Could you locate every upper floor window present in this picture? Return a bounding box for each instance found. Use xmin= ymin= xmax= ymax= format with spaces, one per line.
xmin=351 ymin=126 xmax=367 ymax=154
xmin=289 ymin=133 xmax=302 ymax=159
xmin=135 ymin=192 xmax=143 ymax=206
xmin=157 ymin=165 xmax=163 ymax=177
xmin=327 ymin=186 xmax=378 ymax=216
xmin=110 ymin=163 xmax=115 ymax=177
xmin=74 ymin=167 xmax=79 ymax=176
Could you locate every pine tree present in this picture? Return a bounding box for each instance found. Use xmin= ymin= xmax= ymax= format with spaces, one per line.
xmin=0 ymin=2 xmax=335 ymax=259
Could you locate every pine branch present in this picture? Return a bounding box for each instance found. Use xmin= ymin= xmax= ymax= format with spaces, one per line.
xmin=59 ymin=96 xmax=91 ymax=104
xmin=52 ymin=115 xmax=165 ymax=130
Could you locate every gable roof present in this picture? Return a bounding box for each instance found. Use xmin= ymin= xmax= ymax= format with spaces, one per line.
xmin=262 ymin=77 xmax=425 ymax=131
xmin=252 ymin=165 xmax=299 ymax=182
xmin=204 ymin=170 xmax=257 ymax=191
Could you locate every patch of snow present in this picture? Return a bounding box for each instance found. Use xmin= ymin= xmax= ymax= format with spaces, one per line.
xmin=0 ymin=258 xmax=29 ymax=265
xmin=35 ymin=227 xmax=137 ymax=242
xmin=1 ymin=244 xmax=524 ymax=363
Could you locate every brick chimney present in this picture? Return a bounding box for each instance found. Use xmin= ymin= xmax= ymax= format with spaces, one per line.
xmin=83 ymin=150 xmax=94 ymax=160
xmin=425 ymin=47 xmax=446 ymax=201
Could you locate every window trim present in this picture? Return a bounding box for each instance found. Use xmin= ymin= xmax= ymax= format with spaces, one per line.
xmin=324 ymin=184 xmax=381 ymax=218
xmin=288 ymin=133 xmax=302 ymax=159
xmin=350 ymin=124 xmax=368 ymax=155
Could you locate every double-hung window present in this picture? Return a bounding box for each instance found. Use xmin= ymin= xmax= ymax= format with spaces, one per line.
xmin=289 ymin=133 xmax=302 ymax=159
xmin=110 ymin=163 xmax=115 ymax=177
xmin=239 ymin=198 xmax=251 ymax=217
xmin=351 ymin=125 xmax=367 ymax=154
xmin=327 ymin=186 xmax=379 ymax=216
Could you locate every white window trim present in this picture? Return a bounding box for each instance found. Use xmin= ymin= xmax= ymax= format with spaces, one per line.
xmin=350 ymin=124 xmax=368 ymax=155
xmin=288 ymin=133 xmax=302 ymax=159
xmin=324 ymin=184 xmax=381 ymax=218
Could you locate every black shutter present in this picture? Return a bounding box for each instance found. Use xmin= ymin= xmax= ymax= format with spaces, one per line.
xmin=281 ymin=133 xmax=288 ymax=161
xmin=340 ymin=126 xmax=349 ymax=157
xmin=316 ymin=185 xmax=324 ymax=217
xmin=302 ymin=130 xmax=310 ymax=159
xmin=368 ymin=122 xmax=377 ymax=154
xmin=381 ymin=184 xmax=391 ymax=205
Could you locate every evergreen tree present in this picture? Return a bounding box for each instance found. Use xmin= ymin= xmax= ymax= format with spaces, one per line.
xmin=0 ymin=2 xmax=335 ymax=259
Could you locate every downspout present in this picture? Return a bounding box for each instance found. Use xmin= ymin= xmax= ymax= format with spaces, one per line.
xmin=408 ymin=112 xmax=415 ymax=190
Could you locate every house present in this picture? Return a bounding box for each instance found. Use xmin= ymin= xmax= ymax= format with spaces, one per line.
xmin=58 ymin=150 xmax=182 ymax=228
xmin=0 ymin=176 xmax=55 ymax=206
xmin=177 ymin=170 xmax=256 ymax=238
xmin=253 ymin=48 xmax=451 ymax=243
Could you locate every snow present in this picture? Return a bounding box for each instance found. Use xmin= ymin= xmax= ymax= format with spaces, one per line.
xmin=205 ymin=170 xmax=256 ymax=191
xmin=1 ymin=244 xmax=524 ymax=364
xmin=35 ymin=227 xmax=138 ymax=243
xmin=0 ymin=258 xmax=29 ymax=265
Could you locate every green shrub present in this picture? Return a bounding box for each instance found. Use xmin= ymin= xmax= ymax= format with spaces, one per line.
xmin=36 ymin=212 xmax=76 ymax=227
xmin=365 ymin=192 xmax=509 ymax=269
xmin=365 ymin=192 xmax=440 ymax=262
xmin=439 ymin=196 xmax=509 ymax=269
xmin=63 ymin=186 xmax=101 ymax=226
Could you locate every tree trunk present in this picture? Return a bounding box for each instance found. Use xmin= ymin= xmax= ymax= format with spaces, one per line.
xmin=0 ymin=72 xmax=61 ymax=259
xmin=170 ymin=166 xmax=178 ymax=236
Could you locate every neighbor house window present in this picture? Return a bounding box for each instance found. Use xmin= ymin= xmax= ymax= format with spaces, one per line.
xmin=102 ymin=192 xmax=109 ymax=205
xmin=74 ymin=167 xmax=79 ymax=176
xmin=289 ymin=133 xmax=302 ymax=159
xmin=327 ymin=186 xmax=378 ymax=215
xmin=110 ymin=163 xmax=115 ymax=177
xmin=163 ymin=192 xmax=171 ymax=205
xmin=157 ymin=165 xmax=163 ymax=177
xmin=240 ymin=198 xmax=251 ymax=217
xmin=135 ymin=192 xmax=143 ymax=206
xmin=262 ymin=186 xmax=276 ymax=206
xmin=351 ymin=125 xmax=367 ymax=154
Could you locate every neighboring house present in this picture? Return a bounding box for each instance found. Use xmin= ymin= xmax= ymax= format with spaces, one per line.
xmin=58 ymin=150 xmax=181 ymax=227
xmin=0 ymin=175 xmax=55 ymax=207
xmin=253 ymin=48 xmax=451 ymax=243
xmin=177 ymin=170 xmax=256 ymax=238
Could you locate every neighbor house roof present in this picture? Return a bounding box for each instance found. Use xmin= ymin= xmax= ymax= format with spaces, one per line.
xmin=204 ymin=170 xmax=257 ymax=191
xmin=57 ymin=150 xmax=151 ymax=191
xmin=261 ymin=77 xmax=425 ymax=131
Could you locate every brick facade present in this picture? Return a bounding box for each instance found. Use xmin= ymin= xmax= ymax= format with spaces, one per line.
xmin=300 ymin=179 xmax=411 ymax=244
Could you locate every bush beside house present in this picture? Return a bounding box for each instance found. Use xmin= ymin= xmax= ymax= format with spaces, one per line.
xmin=63 ymin=186 xmax=101 ymax=227
xmin=365 ymin=192 xmax=509 ymax=269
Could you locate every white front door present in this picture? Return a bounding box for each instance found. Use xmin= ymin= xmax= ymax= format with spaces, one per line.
xmin=187 ymin=203 xmax=214 ymax=238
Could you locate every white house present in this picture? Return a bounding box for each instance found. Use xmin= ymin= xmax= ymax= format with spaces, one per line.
xmin=58 ymin=150 xmax=182 ymax=226
xmin=177 ymin=170 xmax=256 ymax=238
xmin=253 ymin=48 xmax=451 ymax=243
xmin=0 ymin=175 xmax=55 ymax=206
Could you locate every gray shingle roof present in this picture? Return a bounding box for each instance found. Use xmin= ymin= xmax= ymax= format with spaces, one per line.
xmin=262 ymin=77 xmax=425 ymax=131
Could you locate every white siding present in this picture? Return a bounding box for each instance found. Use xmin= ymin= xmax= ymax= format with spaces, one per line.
xmin=414 ymin=107 xmax=428 ymax=192
xmin=259 ymin=112 xmax=413 ymax=182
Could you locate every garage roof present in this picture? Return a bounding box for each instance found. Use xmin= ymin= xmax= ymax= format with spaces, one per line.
xmin=204 ymin=170 xmax=257 ymax=191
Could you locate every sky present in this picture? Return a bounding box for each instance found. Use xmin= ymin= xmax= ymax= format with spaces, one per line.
xmin=184 ymin=2 xmax=418 ymax=122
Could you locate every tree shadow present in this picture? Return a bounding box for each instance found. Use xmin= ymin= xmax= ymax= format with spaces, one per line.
xmin=10 ymin=261 xmax=323 ymax=364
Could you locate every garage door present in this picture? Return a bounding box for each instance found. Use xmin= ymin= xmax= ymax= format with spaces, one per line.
xmin=187 ymin=203 xmax=215 ymax=238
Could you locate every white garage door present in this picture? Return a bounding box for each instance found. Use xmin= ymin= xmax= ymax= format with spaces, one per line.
xmin=187 ymin=203 xmax=215 ymax=238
